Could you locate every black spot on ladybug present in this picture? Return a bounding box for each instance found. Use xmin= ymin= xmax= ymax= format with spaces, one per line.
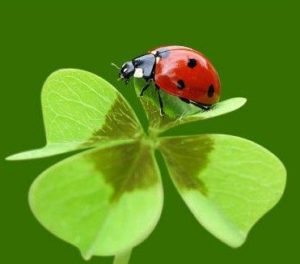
xmin=177 ymin=80 xmax=185 ymax=89
xmin=187 ymin=58 xmax=197 ymax=68
xmin=207 ymin=85 xmax=214 ymax=97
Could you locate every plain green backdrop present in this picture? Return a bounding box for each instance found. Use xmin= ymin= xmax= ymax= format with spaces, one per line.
xmin=1 ymin=1 xmax=299 ymax=263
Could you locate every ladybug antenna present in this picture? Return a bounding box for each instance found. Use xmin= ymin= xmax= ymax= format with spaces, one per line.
xmin=111 ymin=62 xmax=121 ymax=70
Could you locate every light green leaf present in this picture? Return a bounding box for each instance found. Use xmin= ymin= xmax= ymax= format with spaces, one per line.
xmin=159 ymin=135 xmax=286 ymax=247
xmin=134 ymin=79 xmax=246 ymax=134
xmin=7 ymin=69 xmax=143 ymax=160
xmin=29 ymin=140 xmax=163 ymax=259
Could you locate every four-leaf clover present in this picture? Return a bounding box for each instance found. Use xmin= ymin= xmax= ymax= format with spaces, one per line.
xmin=6 ymin=69 xmax=286 ymax=264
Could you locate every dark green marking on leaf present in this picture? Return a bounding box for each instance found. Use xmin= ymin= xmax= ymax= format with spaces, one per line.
xmin=159 ymin=135 xmax=215 ymax=195
xmin=88 ymin=141 xmax=157 ymax=202
xmin=82 ymin=95 xmax=142 ymax=147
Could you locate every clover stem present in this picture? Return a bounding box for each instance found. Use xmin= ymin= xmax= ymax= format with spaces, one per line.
xmin=113 ymin=249 xmax=132 ymax=264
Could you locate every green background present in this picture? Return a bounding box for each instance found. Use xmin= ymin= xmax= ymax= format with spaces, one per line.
xmin=1 ymin=1 xmax=298 ymax=263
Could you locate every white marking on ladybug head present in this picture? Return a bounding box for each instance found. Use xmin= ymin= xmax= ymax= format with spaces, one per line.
xmin=134 ymin=68 xmax=144 ymax=78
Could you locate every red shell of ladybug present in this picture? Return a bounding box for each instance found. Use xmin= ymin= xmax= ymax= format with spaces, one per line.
xmin=119 ymin=45 xmax=221 ymax=114
xmin=151 ymin=46 xmax=221 ymax=106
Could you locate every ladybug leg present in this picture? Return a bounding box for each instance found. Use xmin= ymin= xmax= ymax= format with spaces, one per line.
xmin=140 ymin=80 xmax=152 ymax=96
xmin=155 ymin=84 xmax=165 ymax=116
xmin=179 ymin=97 xmax=191 ymax=104
xmin=180 ymin=97 xmax=211 ymax=111
xmin=190 ymin=101 xmax=211 ymax=111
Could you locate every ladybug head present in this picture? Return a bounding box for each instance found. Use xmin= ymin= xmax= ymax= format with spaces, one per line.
xmin=119 ymin=61 xmax=135 ymax=83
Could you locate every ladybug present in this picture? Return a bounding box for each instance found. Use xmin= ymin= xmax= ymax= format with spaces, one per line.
xmin=119 ymin=46 xmax=221 ymax=116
